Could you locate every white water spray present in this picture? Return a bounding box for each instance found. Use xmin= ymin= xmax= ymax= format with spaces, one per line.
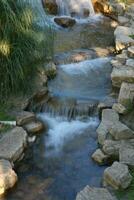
xmin=56 ymin=0 xmax=95 ymax=17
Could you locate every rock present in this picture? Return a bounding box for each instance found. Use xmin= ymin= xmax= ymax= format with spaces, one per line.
xmin=115 ymin=53 xmax=128 ymax=64
xmin=118 ymin=16 xmax=129 ymax=25
xmin=16 ymin=111 xmax=35 ymax=126
xmin=102 ymin=140 xmax=121 ymax=157
xmin=42 ymin=0 xmax=58 ymax=15
xmin=118 ymin=82 xmax=134 ymax=109
xmin=92 ymin=149 xmax=109 ymax=165
xmin=119 ymin=139 xmax=134 ymax=166
xmin=114 ymin=26 xmax=134 ymax=51
xmin=54 ymin=17 xmax=76 ymax=28
xmin=103 ymin=161 xmax=132 ymax=190
xmin=128 ymin=46 xmax=134 ymax=58
xmin=112 ymin=103 xmax=127 ymax=114
xmin=76 ymin=186 xmax=116 ymax=200
xmin=44 ymin=62 xmax=57 ymax=79
xmin=110 ymin=121 xmax=134 ymax=140
xmin=24 ymin=121 xmax=44 ymax=134
xmin=92 ymin=0 xmax=110 ymax=14
xmin=0 ymin=127 xmax=27 ymax=162
xmin=97 ymin=109 xmax=119 ymax=145
xmin=126 ymin=59 xmax=134 ymax=68
xmin=111 ymin=67 xmax=134 ymax=88
xmin=0 ymin=159 xmax=17 ymax=196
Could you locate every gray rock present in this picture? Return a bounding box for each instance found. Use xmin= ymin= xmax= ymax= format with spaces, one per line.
xmin=0 ymin=127 xmax=27 ymax=162
xmin=102 ymin=140 xmax=121 ymax=157
xmin=114 ymin=26 xmax=134 ymax=51
xmin=128 ymin=46 xmax=134 ymax=58
xmin=76 ymin=186 xmax=116 ymax=200
xmin=119 ymin=139 xmax=134 ymax=166
xmin=110 ymin=121 xmax=134 ymax=140
xmin=97 ymin=109 xmax=119 ymax=145
xmin=24 ymin=121 xmax=44 ymax=134
xmin=103 ymin=161 xmax=132 ymax=190
xmin=92 ymin=149 xmax=109 ymax=165
xmin=111 ymin=67 xmax=134 ymax=88
xmin=0 ymin=159 xmax=17 ymax=196
xmin=118 ymin=16 xmax=129 ymax=25
xmin=16 ymin=111 xmax=35 ymax=126
xmin=112 ymin=103 xmax=127 ymax=114
xmin=118 ymin=82 xmax=134 ymax=109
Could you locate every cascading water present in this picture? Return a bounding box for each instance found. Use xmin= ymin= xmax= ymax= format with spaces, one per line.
xmin=6 ymin=1 xmax=115 ymax=200
xmin=56 ymin=0 xmax=95 ymax=17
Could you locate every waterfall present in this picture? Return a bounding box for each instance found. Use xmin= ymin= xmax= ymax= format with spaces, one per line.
xmin=56 ymin=0 xmax=95 ymax=17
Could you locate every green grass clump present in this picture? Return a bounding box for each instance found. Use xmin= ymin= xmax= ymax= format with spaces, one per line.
xmin=115 ymin=169 xmax=134 ymax=200
xmin=0 ymin=0 xmax=54 ymax=101
xmin=130 ymin=35 xmax=134 ymax=39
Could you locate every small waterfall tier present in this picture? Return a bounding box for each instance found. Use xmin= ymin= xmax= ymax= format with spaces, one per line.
xmin=56 ymin=0 xmax=95 ymax=17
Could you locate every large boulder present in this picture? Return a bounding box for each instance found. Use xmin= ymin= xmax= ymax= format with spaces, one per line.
xmin=114 ymin=26 xmax=134 ymax=51
xmin=0 ymin=159 xmax=17 ymax=196
xmin=16 ymin=111 xmax=35 ymax=126
xmin=111 ymin=67 xmax=134 ymax=88
xmin=54 ymin=17 xmax=76 ymax=28
xmin=128 ymin=46 xmax=134 ymax=58
xmin=97 ymin=109 xmax=119 ymax=145
xmin=42 ymin=0 xmax=58 ymax=15
xmin=24 ymin=121 xmax=44 ymax=134
xmin=92 ymin=149 xmax=109 ymax=165
xmin=119 ymin=139 xmax=134 ymax=167
xmin=118 ymin=82 xmax=134 ymax=109
xmin=110 ymin=121 xmax=134 ymax=140
xmin=102 ymin=140 xmax=121 ymax=158
xmin=103 ymin=161 xmax=132 ymax=190
xmin=76 ymin=186 xmax=116 ymax=200
xmin=112 ymin=103 xmax=127 ymax=114
xmin=0 ymin=127 xmax=27 ymax=162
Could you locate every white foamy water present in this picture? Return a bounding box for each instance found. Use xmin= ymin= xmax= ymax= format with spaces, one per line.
xmin=56 ymin=0 xmax=95 ymax=17
xmin=59 ymin=57 xmax=111 ymax=75
xmin=38 ymin=113 xmax=99 ymax=155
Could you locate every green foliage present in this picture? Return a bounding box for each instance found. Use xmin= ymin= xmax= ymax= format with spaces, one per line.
xmin=115 ymin=169 xmax=134 ymax=200
xmin=130 ymin=35 xmax=134 ymax=39
xmin=0 ymin=0 xmax=54 ymax=101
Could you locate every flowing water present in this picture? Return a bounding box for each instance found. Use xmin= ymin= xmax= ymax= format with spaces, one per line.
xmin=5 ymin=1 xmax=116 ymax=200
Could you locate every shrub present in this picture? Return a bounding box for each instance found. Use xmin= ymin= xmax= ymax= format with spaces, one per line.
xmin=0 ymin=0 xmax=54 ymax=101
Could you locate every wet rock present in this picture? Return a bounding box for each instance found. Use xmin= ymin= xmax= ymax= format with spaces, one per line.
xmin=0 ymin=159 xmax=17 ymax=196
xmin=16 ymin=111 xmax=35 ymax=126
xmin=97 ymin=109 xmax=119 ymax=145
xmin=110 ymin=121 xmax=134 ymax=140
xmin=114 ymin=26 xmax=134 ymax=51
xmin=118 ymin=82 xmax=134 ymax=109
xmin=102 ymin=140 xmax=121 ymax=157
xmin=0 ymin=127 xmax=27 ymax=162
xmin=92 ymin=149 xmax=109 ymax=165
xmin=112 ymin=103 xmax=127 ymax=114
xmin=118 ymin=16 xmax=129 ymax=25
xmin=44 ymin=62 xmax=57 ymax=80
xmin=42 ymin=0 xmax=58 ymax=15
xmin=24 ymin=121 xmax=44 ymax=134
xmin=119 ymin=139 xmax=134 ymax=167
xmin=103 ymin=161 xmax=132 ymax=190
xmin=128 ymin=46 xmax=134 ymax=58
xmin=76 ymin=185 xmax=116 ymax=200
xmin=111 ymin=67 xmax=134 ymax=88
xmin=54 ymin=17 xmax=76 ymax=28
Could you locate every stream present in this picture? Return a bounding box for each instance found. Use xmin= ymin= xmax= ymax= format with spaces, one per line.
xmin=6 ymin=1 xmax=115 ymax=200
